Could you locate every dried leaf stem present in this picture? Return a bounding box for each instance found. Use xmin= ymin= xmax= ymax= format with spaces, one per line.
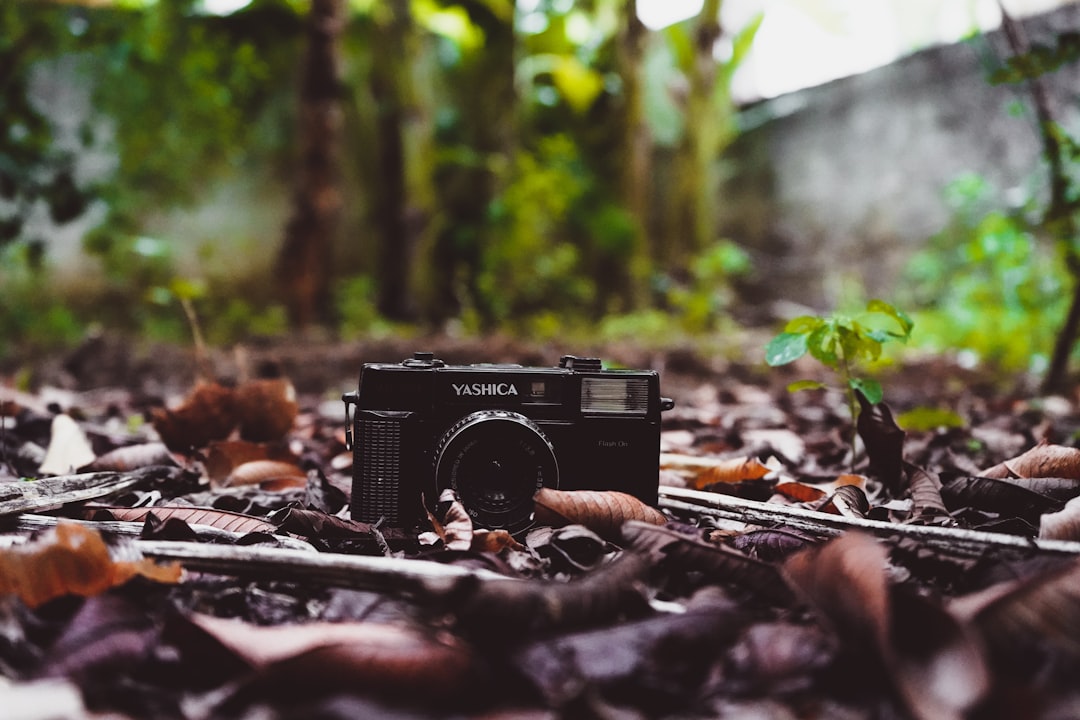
xmin=659 ymin=486 xmax=1080 ymax=557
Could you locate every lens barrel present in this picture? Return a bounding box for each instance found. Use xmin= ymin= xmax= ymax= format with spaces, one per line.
xmin=434 ymin=410 xmax=558 ymax=533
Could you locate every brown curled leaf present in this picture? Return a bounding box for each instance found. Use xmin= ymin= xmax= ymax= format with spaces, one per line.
xmin=234 ymin=378 xmax=298 ymax=443
xmin=621 ymin=521 xmax=793 ymax=605
xmin=660 ymin=453 xmax=772 ymax=487
xmin=0 ymin=522 xmax=180 ymax=607
xmin=427 ymin=488 xmax=474 ymax=551
xmin=981 ymin=440 xmax=1080 ymax=480
xmin=151 ymin=382 xmax=239 ymax=453
xmin=533 ymin=488 xmax=666 ymax=541
xmin=225 ymin=460 xmax=307 ymax=488
xmin=1038 ymin=497 xmax=1080 ymax=541
xmin=774 ymin=481 xmax=826 ymax=504
xmin=856 ymin=394 xmax=905 ymax=494
xmin=204 ymin=440 xmax=296 ymax=484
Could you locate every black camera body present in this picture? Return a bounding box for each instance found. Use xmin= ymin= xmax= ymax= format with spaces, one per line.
xmin=342 ymin=352 xmax=673 ymax=532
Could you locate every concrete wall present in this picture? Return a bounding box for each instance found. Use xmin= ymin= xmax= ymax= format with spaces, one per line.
xmin=720 ymin=4 xmax=1080 ymax=315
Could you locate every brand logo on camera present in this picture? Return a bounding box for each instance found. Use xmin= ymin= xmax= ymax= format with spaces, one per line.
xmin=452 ymin=382 xmax=519 ymax=397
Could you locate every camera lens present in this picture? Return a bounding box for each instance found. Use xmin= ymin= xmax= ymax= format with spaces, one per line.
xmin=434 ymin=410 xmax=558 ymax=533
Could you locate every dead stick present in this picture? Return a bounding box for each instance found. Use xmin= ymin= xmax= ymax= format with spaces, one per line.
xmin=0 ymin=467 xmax=174 ymax=517
xmin=136 ymin=540 xmax=515 ymax=595
xmin=10 ymin=514 xmax=316 ymax=551
xmin=659 ymin=486 xmax=1080 ymax=556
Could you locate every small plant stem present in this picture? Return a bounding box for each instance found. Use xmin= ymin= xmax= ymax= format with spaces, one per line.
xmin=837 ymin=350 xmax=860 ymax=466
xmin=178 ymin=296 xmax=212 ymax=381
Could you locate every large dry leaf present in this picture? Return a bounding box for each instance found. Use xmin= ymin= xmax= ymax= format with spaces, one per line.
xmin=660 ymin=453 xmax=772 ymax=488
xmin=785 ymin=533 xmax=987 ymax=720
xmin=952 ymin=556 xmax=1080 ymax=661
xmin=940 ymin=475 xmax=1062 ymax=525
xmin=83 ymin=442 xmax=178 ymax=472
xmin=0 ymin=522 xmax=180 ymax=607
xmin=981 ymin=440 xmax=1080 ymax=480
xmin=88 ymin=505 xmax=278 ymax=536
xmin=533 ymin=488 xmax=666 ymax=540
xmin=511 ymin=592 xmax=743 ymax=707
xmin=189 ymin=613 xmax=476 ymax=704
xmin=38 ymin=414 xmax=96 ymax=475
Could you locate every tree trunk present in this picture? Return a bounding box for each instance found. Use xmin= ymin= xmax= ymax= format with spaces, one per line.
xmin=418 ymin=1 xmax=516 ymax=326
xmin=276 ymin=0 xmax=345 ymax=330
xmin=614 ymin=0 xmax=651 ymax=310
xmin=663 ymin=0 xmax=722 ymax=267
xmin=369 ymin=0 xmax=417 ymax=321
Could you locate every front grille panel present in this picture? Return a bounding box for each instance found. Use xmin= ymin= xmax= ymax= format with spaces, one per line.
xmin=352 ymin=417 xmax=402 ymax=523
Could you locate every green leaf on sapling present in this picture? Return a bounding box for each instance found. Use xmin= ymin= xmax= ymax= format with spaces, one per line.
xmin=765 ymin=332 xmax=809 ymax=366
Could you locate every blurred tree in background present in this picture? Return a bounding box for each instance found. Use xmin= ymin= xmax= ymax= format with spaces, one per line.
xmin=0 ymin=0 xmax=761 ymax=356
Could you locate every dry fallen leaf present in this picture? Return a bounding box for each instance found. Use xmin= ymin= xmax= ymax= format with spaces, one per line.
xmin=225 ymin=459 xmax=307 ymax=488
xmin=951 ymin=555 xmax=1080 ymax=661
xmin=0 ymin=523 xmax=180 ymax=607
xmin=428 ymin=488 xmax=474 ymax=551
xmin=203 ymin=440 xmax=296 ymax=484
xmin=533 ymin=488 xmax=666 ymax=541
xmin=981 ymin=440 xmax=1080 ymax=480
xmin=785 ymin=533 xmax=987 ymax=720
xmin=1040 ymin=495 xmax=1080 ymax=541
xmin=38 ymin=414 xmax=96 ymax=475
xmin=84 ymin=442 xmax=178 ymax=472
xmin=660 ymin=453 xmax=772 ymax=488
xmin=234 ymin=378 xmax=298 ymax=443
xmin=151 ymin=382 xmax=238 ymax=453
xmin=188 ymin=613 xmax=476 ymax=703
xmin=87 ymin=505 xmax=278 ymax=536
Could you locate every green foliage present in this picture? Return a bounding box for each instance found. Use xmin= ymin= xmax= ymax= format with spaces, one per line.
xmin=478 ymin=135 xmax=596 ymax=326
xmin=335 ymin=275 xmax=394 ymax=337
xmin=766 ymin=299 xmax=913 ymax=411
xmin=900 ymin=175 xmax=1068 ymax=371
xmin=989 ymin=31 xmax=1080 ymax=84
xmin=0 ymin=251 xmax=84 ymax=361
xmin=895 ymin=406 xmax=966 ymax=432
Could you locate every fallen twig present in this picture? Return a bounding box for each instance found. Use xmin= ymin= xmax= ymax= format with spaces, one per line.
xmin=0 ymin=466 xmax=181 ymax=517
xmin=9 ymin=514 xmax=316 ymax=551
xmin=659 ymin=486 xmax=1080 ymax=557
xmin=135 ymin=540 xmax=515 ymax=596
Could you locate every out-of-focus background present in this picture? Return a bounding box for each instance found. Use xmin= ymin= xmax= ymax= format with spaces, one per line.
xmin=3 ymin=0 xmax=1080 ymax=382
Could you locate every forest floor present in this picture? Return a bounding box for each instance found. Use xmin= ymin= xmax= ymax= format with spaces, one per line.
xmin=2 ymin=333 xmax=1080 ymax=719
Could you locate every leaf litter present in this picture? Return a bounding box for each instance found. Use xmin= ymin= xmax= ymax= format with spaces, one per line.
xmin=5 ymin=345 xmax=1080 ymax=718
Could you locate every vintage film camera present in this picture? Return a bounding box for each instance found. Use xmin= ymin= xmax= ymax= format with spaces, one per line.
xmin=342 ymin=352 xmax=674 ymax=533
